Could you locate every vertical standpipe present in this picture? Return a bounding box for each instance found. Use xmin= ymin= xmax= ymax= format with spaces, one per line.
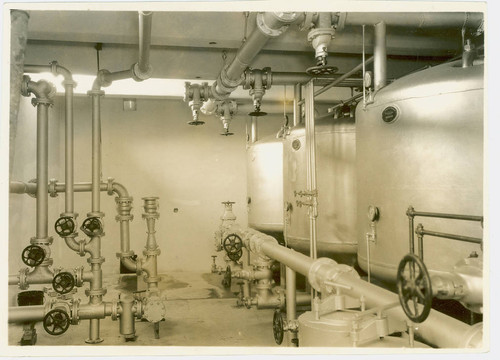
xmin=374 ymin=21 xmax=387 ymax=91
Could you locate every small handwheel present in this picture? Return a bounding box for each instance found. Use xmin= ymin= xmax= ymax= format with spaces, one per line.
xmin=306 ymin=65 xmax=338 ymax=76
xmin=221 ymin=265 xmax=231 ymax=289
xmin=80 ymin=217 xmax=103 ymax=237
xmin=223 ymin=234 xmax=243 ymax=255
xmin=54 ymin=216 xmax=76 ymax=237
xmin=273 ymin=309 xmax=285 ymax=345
xmin=227 ymin=249 xmax=243 ymax=262
xmin=21 ymin=245 xmax=45 ymax=267
xmin=52 ymin=272 xmax=75 ymax=294
xmin=396 ymin=253 xmax=433 ymax=323
xmin=43 ymin=309 xmax=70 ymax=335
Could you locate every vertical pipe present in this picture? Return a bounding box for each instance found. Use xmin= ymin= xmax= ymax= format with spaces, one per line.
xmin=293 ymin=83 xmax=302 ymax=126
xmin=90 ymin=92 xmax=103 ymax=213
xmin=286 ymin=266 xmax=297 ymax=347
xmin=251 ymin=116 xmax=258 ymax=143
xmin=36 ymin=104 xmax=49 ymax=239
xmin=374 ymin=21 xmax=387 ymax=91
xmin=304 ymin=80 xmax=318 ymax=305
xmin=9 ymin=10 xmax=30 ymax=176
xmin=120 ymin=295 xmax=136 ymax=339
xmin=409 ymin=216 xmax=415 ymax=254
xmin=138 ymin=11 xmax=153 ymax=74
xmin=64 ymin=83 xmax=74 ymax=213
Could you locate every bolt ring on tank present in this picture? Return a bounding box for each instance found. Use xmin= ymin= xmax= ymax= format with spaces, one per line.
xmin=223 ymin=234 xmax=243 ymax=255
xmin=396 ymin=253 xmax=433 ymax=323
xmin=21 ymin=245 xmax=45 ymax=267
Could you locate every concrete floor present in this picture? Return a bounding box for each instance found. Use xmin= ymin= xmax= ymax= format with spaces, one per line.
xmin=8 ymin=272 xmax=277 ymax=346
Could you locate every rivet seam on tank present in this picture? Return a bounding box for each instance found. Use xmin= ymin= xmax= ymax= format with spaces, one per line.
xmin=381 ymin=105 xmax=400 ymax=124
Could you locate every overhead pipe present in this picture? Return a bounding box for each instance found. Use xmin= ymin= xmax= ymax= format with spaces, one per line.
xmin=293 ymin=84 xmax=302 ymax=126
xmin=374 ymin=21 xmax=387 ymax=91
xmin=224 ymin=226 xmax=482 ymax=348
xmin=212 ymin=12 xmax=301 ymax=100
xmin=10 ymin=10 xmax=30 ymax=176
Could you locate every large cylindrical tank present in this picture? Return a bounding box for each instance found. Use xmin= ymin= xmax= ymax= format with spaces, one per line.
xmin=283 ymin=117 xmax=357 ymax=262
xmin=356 ymin=61 xmax=484 ymax=282
xmin=247 ymin=135 xmax=283 ymax=236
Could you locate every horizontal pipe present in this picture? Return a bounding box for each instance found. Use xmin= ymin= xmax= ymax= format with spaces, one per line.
xmin=10 ymin=180 xmax=37 ymax=194
xmin=9 ymin=306 xmax=45 ymax=323
xmin=409 ymin=210 xmax=483 ymax=222
xmin=342 ymin=12 xmax=483 ymax=28
xmin=272 ymin=72 xmax=363 ymax=87
xmin=10 ymin=180 xmax=129 ymax=196
xmin=102 ymin=69 xmax=134 ymax=83
xmin=227 ymin=226 xmax=482 ymax=348
xmin=418 ymin=229 xmax=482 ymax=245
xmin=315 ymin=56 xmax=374 ymax=97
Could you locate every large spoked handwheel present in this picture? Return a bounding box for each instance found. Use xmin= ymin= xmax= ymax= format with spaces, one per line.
xmin=52 ymin=272 xmax=75 ymax=295
xmin=223 ymin=234 xmax=242 ymax=255
xmin=21 ymin=245 xmax=45 ymax=267
xmin=227 ymin=249 xmax=243 ymax=262
xmin=273 ymin=309 xmax=284 ymax=345
xmin=80 ymin=217 xmax=103 ymax=237
xmin=43 ymin=309 xmax=70 ymax=336
xmin=396 ymin=253 xmax=433 ymax=323
xmin=54 ymin=216 xmax=76 ymax=237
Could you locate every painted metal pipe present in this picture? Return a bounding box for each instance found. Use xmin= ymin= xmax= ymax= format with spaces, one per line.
xmin=213 ymin=12 xmax=299 ymax=99
xmin=272 ymin=72 xmax=362 ymax=87
xmin=8 ymin=306 xmax=45 ymax=323
xmin=374 ymin=21 xmax=387 ymax=91
xmin=315 ymin=56 xmax=374 ymax=97
xmin=138 ymin=11 xmax=153 ymax=75
xmin=417 ymin=227 xmax=482 ymax=245
xmin=36 ymin=103 xmax=49 ymax=238
xmin=226 ymin=226 xmax=482 ymax=348
xmin=119 ymin=295 xmax=136 ymax=338
xmin=286 ymin=266 xmax=298 ymax=347
xmin=293 ymin=84 xmax=302 ymax=126
xmin=9 ymin=10 xmax=30 ymax=176
xmin=407 ymin=208 xmax=483 ymax=222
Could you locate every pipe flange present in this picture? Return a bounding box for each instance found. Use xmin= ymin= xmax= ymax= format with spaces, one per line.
xmin=87 ymin=256 xmax=105 ymax=265
xmin=220 ymin=66 xmax=245 ymax=90
xmin=211 ymin=81 xmax=229 ymax=100
xmin=27 ymin=179 xmax=37 ymax=198
xmin=111 ymin=299 xmax=119 ymax=321
xmin=86 ymin=89 xmax=105 ymax=96
xmin=19 ymin=268 xmax=30 ymax=290
xmin=308 ymin=258 xmax=339 ymax=291
xmin=87 ymin=211 xmax=105 ymax=218
xmin=257 ymin=12 xmax=298 ymax=37
xmin=60 ymin=212 xmax=79 ymax=219
xmin=48 ymin=179 xmax=58 ymax=197
xmin=307 ymin=27 xmax=336 ymax=43
xmin=144 ymin=276 xmax=161 ymax=284
xmin=134 ymin=299 xmax=143 ymax=319
xmin=31 ymin=97 xmax=54 ymax=107
xmin=74 ymin=266 xmax=84 ymax=287
xmin=143 ymin=248 xmax=161 ymax=257
xmin=71 ymin=298 xmax=81 ymax=325
xmin=30 ymin=236 xmax=54 ymax=246
xmin=85 ymin=288 xmax=107 ymax=297
xmin=21 ymin=75 xmax=32 ymax=97
xmin=116 ymin=251 xmax=135 ymax=259
xmin=132 ymin=62 xmax=153 ymax=82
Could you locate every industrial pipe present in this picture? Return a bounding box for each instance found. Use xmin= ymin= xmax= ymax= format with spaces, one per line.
xmin=225 ymin=226 xmax=482 ymax=348
xmin=286 ymin=266 xmax=298 ymax=346
xmin=212 ymin=12 xmax=300 ymax=99
xmin=136 ymin=11 xmax=153 ymax=78
xmin=293 ymin=84 xmax=302 ymax=126
xmin=374 ymin=21 xmax=387 ymax=91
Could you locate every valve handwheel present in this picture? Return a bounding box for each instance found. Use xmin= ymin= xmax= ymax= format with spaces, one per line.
xmin=223 ymin=234 xmax=243 ymax=255
xmin=52 ymin=272 xmax=75 ymax=295
xmin=227 ymin=249 xmax=243 ymax=262
xmin=21 ymin=245 xmax=45 ymax=267
xmin=54 ymin=216 xmax=76 ymax=237
xmin=273 ymin=309 xmax=285 ymax=345
xmin=396 ymin=253 xmax=433 ymax=323
xmin=43 ymin=309 xmax=70 ymax=336
xmin=306 ymin=65 xmax=338 ymax=76
xmin=80 ymin=217 xmax=103 ymax=237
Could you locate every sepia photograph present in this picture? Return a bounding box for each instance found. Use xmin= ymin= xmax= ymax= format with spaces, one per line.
xmin=1 ymin=0 xmax=493 ymax=357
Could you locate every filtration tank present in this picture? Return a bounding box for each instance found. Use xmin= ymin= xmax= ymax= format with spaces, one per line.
xmin=356 ymin=60 xmax=484 ymax=282
xmin=283 ymin=117 xmax=357 ymax=262
xmin=247 ymin=135 xmax=284 ymax=238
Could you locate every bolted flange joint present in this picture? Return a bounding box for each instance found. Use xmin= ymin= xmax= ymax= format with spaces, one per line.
xmin=132 ymin=62 xmax=153 ymax=82
xmin=87 ymin=256 xmax=105 ymax=265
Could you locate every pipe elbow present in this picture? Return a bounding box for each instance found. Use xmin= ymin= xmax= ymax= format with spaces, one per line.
xmin=121 ymin=256 xmax=137 ymax=272
xmin=22 ymin=76 xmax=56 ymax=101
xmin=132 ymin=62 xmax=153 ymax=82
xmin=50 ymin=61 xmax=74 ymax=84
xmin=112 ymin=182 xmax=130 ymax=198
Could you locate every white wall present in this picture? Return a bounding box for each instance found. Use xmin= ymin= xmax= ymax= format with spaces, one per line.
xmin=9 ymin=94 xmax=284 ymax=276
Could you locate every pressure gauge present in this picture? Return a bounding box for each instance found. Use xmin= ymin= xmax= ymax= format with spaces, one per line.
xmin=364 ymin=71 xmax=373 ymax=88
xmin=367 ymin=205 xmax=380 ymax=222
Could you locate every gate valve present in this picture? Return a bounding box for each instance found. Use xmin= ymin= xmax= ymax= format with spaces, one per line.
xmin=396 ymin=253 xmax=433 ymax=323
xmin=184 ymin=82 xmax=210 ymax=125
xmin=52 ymin=272 xmax=76 ymax=295
xmin=21 ymin=245 xmax=45 ymax=267
xmin=43 ymin=309 xmax=70 ymax=336
xmin=223 ymin=234 xmax=243 ymax=255
xmin=227 ymin=249 xmax=243 ymax=262
xmin=215 ymin=100 xmax=237 ymax=136
xmin=305 ymin=13 xmax=338 ymax=75
xmin=80 ymin=217 xmax=103 ymax=237
xmin=54 ymin=216 xmax=76 ymax=237
xmin=221 ymin=265 xmax=232 ymax=289
xmin=272 ymin=309 xmax=285 ymax=345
